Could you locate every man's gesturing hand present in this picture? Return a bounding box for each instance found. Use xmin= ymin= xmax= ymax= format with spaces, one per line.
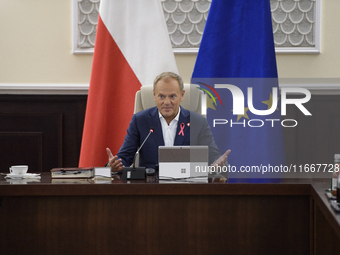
xmin=211 ymin=149 xmax=231 ymax=168
xmin=106 ymin=148 xmax=124 ymax=172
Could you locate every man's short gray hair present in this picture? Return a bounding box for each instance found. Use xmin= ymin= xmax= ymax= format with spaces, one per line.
xmin=153 ymin=72 xmax=184 ymax=91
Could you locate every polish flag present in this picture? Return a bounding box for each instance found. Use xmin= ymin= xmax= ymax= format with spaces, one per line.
xmin=79 ymin=0 xmax=178 ymax=167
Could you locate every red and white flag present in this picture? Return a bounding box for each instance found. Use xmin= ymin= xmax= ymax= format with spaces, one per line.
xmin=79 ymin=0 xmax=178 ymax=167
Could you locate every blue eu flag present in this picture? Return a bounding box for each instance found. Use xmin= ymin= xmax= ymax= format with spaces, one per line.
xmin=192 ymin=0 xmax=286 ymax=183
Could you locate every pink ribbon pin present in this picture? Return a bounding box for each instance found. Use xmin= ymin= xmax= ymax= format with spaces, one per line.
xmin=178 ymin=122 xmax=185 ymax=136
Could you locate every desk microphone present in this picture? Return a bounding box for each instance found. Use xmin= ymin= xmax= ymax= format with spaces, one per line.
xmin=122 ymin=127 xmax=154 ymax=180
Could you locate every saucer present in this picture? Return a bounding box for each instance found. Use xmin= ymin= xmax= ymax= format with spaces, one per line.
xmin=5 ymin=173 xmax=41 ymax=179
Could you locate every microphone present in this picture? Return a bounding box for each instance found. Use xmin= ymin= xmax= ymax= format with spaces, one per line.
xmin=132 ymin=128 xmax=154 ymax=168
xmin=122 ymin=127 xmax=154 ymax=180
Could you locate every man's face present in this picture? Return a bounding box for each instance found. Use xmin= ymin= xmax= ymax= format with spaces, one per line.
xmin=153 ymin=77 xmax=185 ymax=124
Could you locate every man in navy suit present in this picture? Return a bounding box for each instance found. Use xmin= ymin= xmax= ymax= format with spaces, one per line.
xmin=106 ymin=72 xmax=230 ymax=172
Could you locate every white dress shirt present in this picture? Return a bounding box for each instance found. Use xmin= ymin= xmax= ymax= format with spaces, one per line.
xmin=159 ymin=107 xmax=181 ymax=146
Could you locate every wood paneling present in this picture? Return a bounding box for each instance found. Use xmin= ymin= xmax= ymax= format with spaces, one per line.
xmin=0 ymin=132 xmax=43 ymax=171
xmin=314 ymin=205 xmax=339 ymax=255
xmin=0 ymin=113 xmax=62 ymax=172
xmin=0 ymin=94 xmax=340 ymax=172
xmin=0 ymin=95 xmax=87 ymax=172
xmin=1 ymin=175 xmax=339 ymax=255
xmin=0 ymin=194 xmax=310 ymax=255
xmin=284 ymin=95 xmax=340 ymax=166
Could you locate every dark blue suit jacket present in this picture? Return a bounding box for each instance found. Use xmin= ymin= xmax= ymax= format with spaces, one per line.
xmin=117 ymin=106 xmax=221 ymax=169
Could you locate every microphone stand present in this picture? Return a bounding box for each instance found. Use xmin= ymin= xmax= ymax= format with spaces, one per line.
xmin=122 ymin=128 xmax=154 ymax=180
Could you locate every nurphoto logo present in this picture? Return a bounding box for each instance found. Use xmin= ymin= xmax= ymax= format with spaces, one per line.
xmin=196 ymin=80 xmax=312 ymax=128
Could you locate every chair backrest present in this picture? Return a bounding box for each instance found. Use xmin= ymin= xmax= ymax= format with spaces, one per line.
xmin=134 ymin=83 xmax=206 ymax=117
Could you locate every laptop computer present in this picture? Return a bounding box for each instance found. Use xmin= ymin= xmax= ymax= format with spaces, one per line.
xmin=158 ymin=145 xmax=209 ymax=179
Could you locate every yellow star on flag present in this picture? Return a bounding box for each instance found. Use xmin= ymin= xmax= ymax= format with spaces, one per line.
xmin=206 ymin=94 xmax=216 ymax=110
xmin=232 ymin=107 xmax=249 ymax=121
xmin=262 ymin=93 xmax=279 ymax=111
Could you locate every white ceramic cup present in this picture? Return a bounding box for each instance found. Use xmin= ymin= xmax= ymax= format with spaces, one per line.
xmin=9 ymin=165 xmax=28 ymax=175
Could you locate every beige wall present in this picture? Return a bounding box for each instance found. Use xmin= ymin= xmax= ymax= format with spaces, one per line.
xmin=0 ymin=0 xmax=92 ymax=84
xmin=0 ymin=0 xmax=338 ymax=86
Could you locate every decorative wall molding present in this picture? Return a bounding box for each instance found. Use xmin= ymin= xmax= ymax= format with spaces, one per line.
xmin=0 ymin=84 xmax=89 ymax=95
xmin=72 ymin=0 xmax=321 ymax=54
xmin=273 ymin=0 xmax=321 ymax=54
xmin=2 ymin=79 xmax=340 ymax=95
xmin=163 ymin=0 xmax=211 ymax=53
xmin=72 ymin=0 xmax=99 ymax=54
xmin=278 ymin=78 xmax=340 ymax=94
